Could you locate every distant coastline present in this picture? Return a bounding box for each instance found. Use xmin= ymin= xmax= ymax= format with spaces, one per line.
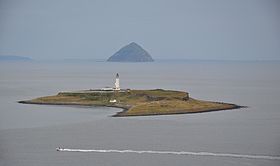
xmin=0 ymin=55 xmax=32 ymax=61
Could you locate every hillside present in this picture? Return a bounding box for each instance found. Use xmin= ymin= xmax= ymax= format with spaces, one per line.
xmin=107 ymin=42 xmax=154 ymax=62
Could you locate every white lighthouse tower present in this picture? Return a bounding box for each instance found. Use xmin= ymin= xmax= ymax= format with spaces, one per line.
xmin=114 ymin=73 xmax=120 ymax=90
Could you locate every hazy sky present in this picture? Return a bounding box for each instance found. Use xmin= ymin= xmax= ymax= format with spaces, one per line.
xmin=0 ymin=0 xmax=279 ymax=60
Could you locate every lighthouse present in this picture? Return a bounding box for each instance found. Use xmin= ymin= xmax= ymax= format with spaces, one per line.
xmin=115 ymin=73 xmax=120 ymax=90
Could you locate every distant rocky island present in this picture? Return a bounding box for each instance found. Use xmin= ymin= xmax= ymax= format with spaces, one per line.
xmin=107 ymin=42 xmax=154 ymax=62
xmin=0 ymin=55 xmax=32 ymax=61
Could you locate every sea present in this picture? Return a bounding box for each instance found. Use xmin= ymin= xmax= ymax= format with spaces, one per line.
xmin=0 ymin=60 xmax=279 ymax=166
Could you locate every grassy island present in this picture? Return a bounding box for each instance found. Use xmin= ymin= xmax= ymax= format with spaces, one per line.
xmin=19 ymin=89 xmax=242 ymax=117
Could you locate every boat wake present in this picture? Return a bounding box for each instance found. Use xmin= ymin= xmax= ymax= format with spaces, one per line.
xmin=56 ymin=148 xmax=280 ymax=160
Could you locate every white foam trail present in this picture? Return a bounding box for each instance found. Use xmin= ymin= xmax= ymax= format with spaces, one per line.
xmin=56 ymin=148 xmax=280 ymax=160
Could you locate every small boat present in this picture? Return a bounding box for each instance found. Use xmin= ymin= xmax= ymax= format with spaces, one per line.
xmin=56 ymin=147 xmax=62 ymax=151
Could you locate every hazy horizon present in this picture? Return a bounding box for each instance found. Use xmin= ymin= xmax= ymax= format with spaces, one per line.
xmin=2 ymin=55 xmax=280 ymax=62
xmin=0 ymin=0 xmax=280 ymax=61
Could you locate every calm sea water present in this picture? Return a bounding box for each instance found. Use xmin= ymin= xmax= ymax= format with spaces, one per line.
xmin=0 ymin=61 xmax=279 ymax=166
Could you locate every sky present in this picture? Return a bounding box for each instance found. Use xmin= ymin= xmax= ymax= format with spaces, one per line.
xmin=0 ymin=0 xmax=279 ymax=60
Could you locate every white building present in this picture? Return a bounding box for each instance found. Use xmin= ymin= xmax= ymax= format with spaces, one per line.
xmin=109 ymin=99 xmax=117 ymax=103
xmin=101 ymin=87 xmax=114 ymax=91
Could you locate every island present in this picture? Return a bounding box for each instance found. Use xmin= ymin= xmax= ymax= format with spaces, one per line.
xmin=107 ymin=42 xmax=154 ymax=62
xmin=19 ymin=89 xmax=242 ymax=117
